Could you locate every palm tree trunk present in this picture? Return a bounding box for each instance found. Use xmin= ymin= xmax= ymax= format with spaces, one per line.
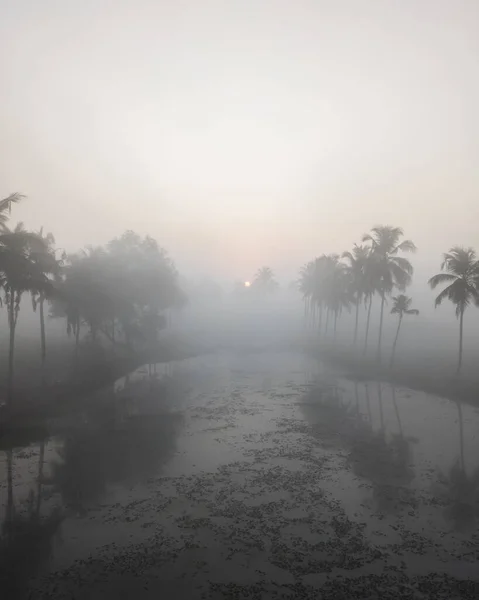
xmin=363 ymin=296 xmax=373 ymax=355
xmin=457 ymin=306 xmax=464 ymax=376
xmin=318 ymin=304 xmax=323 ymax=335
xmin=40 ymin=296 xmax=47 ymax=369
xmin=389 ymin=315 xmax=402 ymax=368
xmin=325 ymin=309 xmax=330 ymax=335
xmin=376 ymin=291 xmax=386 ymax=363
xmin=354 ymin=298 xmax=359 ymax=345
xmin=333 ymin=310 xmax=338 ymax=341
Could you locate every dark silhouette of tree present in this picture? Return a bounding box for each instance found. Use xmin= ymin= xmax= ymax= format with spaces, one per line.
xmin=252 ymin=266 xmax=278 ymax=294
xmin=322 ymin=255 xmax=352 ymax=340
xmin=362 ymin=226 xmax=416 ymax=363
xmin=428 ymin=247 xmax=479 ymax=376
xmin=0 ymin=448 xmax=63 ymax=598
xmin=389 ymin=295 xmax=419 ymax=367
xmin=342 ymin=244 xmax=370 ymax=345
xmin=29 ymin=228 xmax=63 ymax=374
xmin=0 ymin=223 xmax=50 ymax=404
xmin=362 ymin=250 xmax=378 ymax=355
xmin=299 ymin=256 xmax=328 ymax=331
xmin=50 ymin=231 xmax=185 ymax=359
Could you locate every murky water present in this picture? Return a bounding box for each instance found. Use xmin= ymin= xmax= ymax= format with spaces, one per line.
xmin=1 ymin=350 xmax=479 ymax=599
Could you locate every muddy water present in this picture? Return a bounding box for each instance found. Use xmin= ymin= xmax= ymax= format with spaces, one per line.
xmin=1 ymin=350 xmax=479 ymax=599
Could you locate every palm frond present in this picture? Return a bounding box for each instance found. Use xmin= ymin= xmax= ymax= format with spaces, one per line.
xmin=395 ymin=239 xmax=417 ymax=254
xmin=433 ymin=283 xmax=456 ymax=308
xmin=428 ymin=273 xmax=457 ymax=289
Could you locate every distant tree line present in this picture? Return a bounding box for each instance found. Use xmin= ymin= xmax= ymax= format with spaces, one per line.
xmin=297 ymin=225 xmax=479 ymax=375
xmin=0 ymin=193 xmax=186 ymax=407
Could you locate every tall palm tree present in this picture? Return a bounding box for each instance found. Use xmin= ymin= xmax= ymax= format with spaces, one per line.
xmin=342 ymin=244 xmax=370 ymax=345
xmin=298 ymin=260 xmax=316 ymax=328
xmin=362 ymin=226 xmax=416 ymax=363
xmin=29 ymin=228 xmax=62 ymax=372
xmin=0 ymin=223 xmax=42 ymax=404
xmin=389 ymin=294 xmax=419 ymax=368
xmin=428 ymin=247 xmax=479 ymax=376
xmin=325 ymin=258 xmax=352 ymax=340
xmin=362 ymin=252 xmax=378 ymax=355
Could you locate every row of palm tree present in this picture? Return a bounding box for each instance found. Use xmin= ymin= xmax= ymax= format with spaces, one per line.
xmin=0 ymin=193 xmax=186 ymax=409
xmin=299 ymin=225 xmax=479 ymax=375
xmin=299 ymin=225 xmax=417 ymax=364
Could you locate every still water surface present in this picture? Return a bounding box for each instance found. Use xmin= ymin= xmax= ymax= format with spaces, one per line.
xmin=1 ymin=350 xmax=478 ymax=598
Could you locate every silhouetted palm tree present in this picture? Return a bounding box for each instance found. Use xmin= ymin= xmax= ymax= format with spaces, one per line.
xmin=327 ymin=258 xmax=352 ymax=340
xmin=29 ymin=228 xmax=62 ymax=372
xmin=428 ymin=247 xmax=479 ymax=376
xmin=342 ymin=244 xmax=370 ymax=345
xmin=0 ymin=223 xmax=45 ymax=403
xmin=253 ymin=266 xmax=278 ymax=294
xmin=389 ymin=294 xmax=419 ymax=367
xmin=362 ymin=226 xmax=416 ymax=363
xmin=362 ymin=254 xmax=378 ymax=355
xmin=298 ymin=260 xmax=316 ymax=328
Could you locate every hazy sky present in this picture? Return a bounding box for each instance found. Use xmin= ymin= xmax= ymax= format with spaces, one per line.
xmin=1 ymin=0 xmax=478 ymax=282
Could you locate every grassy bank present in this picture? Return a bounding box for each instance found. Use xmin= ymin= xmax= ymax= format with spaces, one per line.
xmin=306 ymin=340 xmax=479 ymax=406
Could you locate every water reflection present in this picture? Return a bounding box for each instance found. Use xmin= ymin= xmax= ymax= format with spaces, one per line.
xmin=44 ymin=375 xmax=184 ymax=514
xmin=0 ymin=449 xmax=63 ymax=598
xmin=300 ymin=374 xmax=479 ymax=524
xmin=0 ymin=366 xmax=184 ymax=590
xmin=433 ymin=398 xmax=479 ymax=532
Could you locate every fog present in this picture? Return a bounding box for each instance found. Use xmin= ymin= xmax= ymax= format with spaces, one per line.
xmin=2 ymin=1 xmax=479 ymax=599
xmin=1 ymin=0 xmax=478 ymax=281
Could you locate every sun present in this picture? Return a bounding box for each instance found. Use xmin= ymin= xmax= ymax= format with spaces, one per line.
xmin=244 ymin=281 xmax=251 ymax=287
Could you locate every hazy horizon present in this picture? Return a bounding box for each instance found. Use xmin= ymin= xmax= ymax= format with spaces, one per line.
xmin=1 ymin=0 xmax=478 ymax=284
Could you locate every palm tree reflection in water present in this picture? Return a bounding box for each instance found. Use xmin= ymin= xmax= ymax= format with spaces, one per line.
xmin=1 ymin=449 xmax=63 ymax=598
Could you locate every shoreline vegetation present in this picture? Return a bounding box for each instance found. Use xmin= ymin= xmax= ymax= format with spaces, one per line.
xmin=0 ymin=192 xmax=189 ymax=426
xmin=297 ymin=225 xmax=479 ymax=392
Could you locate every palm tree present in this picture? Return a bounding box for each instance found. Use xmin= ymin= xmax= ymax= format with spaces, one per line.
xmin=29 ymin=228 xmax=62 ymax=372
xmin=362 ymin=252 xmax=378 ymax=355
xmin=299 ymin=256 xmax=330 ymax=333
xmin=428 ymin=247 xmax=479 ymax=376
xmin=342 ymin=244 xmax=370 ymax=345
xmin=0 ymin=223 xmax=42 ymax=404
xmin=0 ymin=193 xmax=24 ymax=227
xmin=362 ymin=226 xmax=416 ymax=363
xmin=298 ymin=260 xmax=316 ymax=328
xmin=389 ymin=294 xmax=419 ymax=367
xmin=324 ymin=258 xmax=352 ymax=340
xmin=253 ymin=266 xmax=278 ymax=293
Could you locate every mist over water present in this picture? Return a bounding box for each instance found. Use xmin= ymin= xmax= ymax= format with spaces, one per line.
xmin=1 ymin=1 xmax=479 ymax=598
